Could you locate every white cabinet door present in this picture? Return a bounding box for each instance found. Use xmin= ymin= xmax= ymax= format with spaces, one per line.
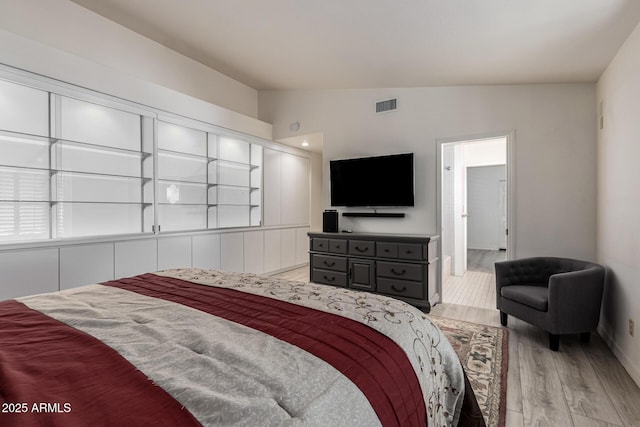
xmin=263 ymin=149 xmax=310 ymax=227
xmin=263 ymin=148 xmax=282 ymax=226
xmin=0 ymin=249 xmax=59 ymax=299
xmin=220 ymin=232 xmax=244 ymax=272
xmin=281 ymin=153 xmax=310 ymax=225
xmin=294 ymin=156 xmax=310 ymax=225
xmin=281 ymin=228 xmax=296 ymax=269
xmin=115 ymin=240 xmax=158 ymax=279
xmin=60 ymin=243 xmax=114 ymax=290
xmin=243 ymin=231 xmax=264 ymax=274
xmin=264 ymin=229 xmax=282 ymax=273
xmin=281 ymin=153 xmax=298 ymax=225
xmin=158 ymin=236 xmax=192 ymax=270
xmin=192 ymin=234 xmax=221 ymax=270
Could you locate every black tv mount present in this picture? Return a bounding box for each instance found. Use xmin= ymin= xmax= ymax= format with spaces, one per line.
xmin=341 ymin=212 xmax=405 ymax=218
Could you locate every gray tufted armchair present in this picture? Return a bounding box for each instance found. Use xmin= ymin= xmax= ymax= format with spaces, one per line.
xmin=495 ymin=257 xmax=605 ymax=351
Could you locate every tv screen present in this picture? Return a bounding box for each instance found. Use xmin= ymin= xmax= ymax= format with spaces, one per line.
xmin=330 ymin=153 xmax=414 ymax=207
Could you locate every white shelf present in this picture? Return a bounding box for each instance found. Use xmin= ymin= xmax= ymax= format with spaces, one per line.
xmin=157 ymin=120 xmax=262 ymax=232
xmin=1 ymin=77 xmax=267 ymax=243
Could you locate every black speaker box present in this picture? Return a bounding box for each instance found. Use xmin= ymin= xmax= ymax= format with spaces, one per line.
xmin=322 ymin=210 xmax=339 ymax=233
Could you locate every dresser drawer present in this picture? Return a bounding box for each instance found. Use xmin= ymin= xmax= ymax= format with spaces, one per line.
xmin=397 ymin=243 xmax=423 ymax=260
xmin=349 ymin=240 xmax=375 ymax=256
xmin=312 ymin=269 xmax=348 ymax=288
xmin=376 ymin=242 xmax=398 ymax=258
xmin=377 ymin=261 xmax=423 ymax=281
xmin=377 ymin=278 xmax=424 ymax=300
xmin=312 ymin=254 xmax=348 ymax=272
xmin=312 ymin=238 xmax=329 ymax=252
xmin=329 ymin=239 xmax=347 ymax=254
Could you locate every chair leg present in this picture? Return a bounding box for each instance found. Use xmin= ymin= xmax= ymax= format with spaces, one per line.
xmin=549 ymin=333 xmax=560 ymax=351
xmin=500 ymin=311 xmax=508 ymax=326
xmin=579 ymin=332 xmax=591 ymax=343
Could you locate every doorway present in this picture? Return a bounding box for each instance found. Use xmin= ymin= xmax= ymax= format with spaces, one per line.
xmin=436 ymin=134 xmax=512 ymax=309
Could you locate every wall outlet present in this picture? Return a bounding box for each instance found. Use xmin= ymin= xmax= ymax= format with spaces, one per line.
xmin=629 ymin=319 xmax=635 ymax=337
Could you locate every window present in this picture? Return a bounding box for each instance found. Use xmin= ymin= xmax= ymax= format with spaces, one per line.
xmin=0 ymin=79 xmax=51 ymax=242
xmin=0 ymin=134 xmax=50 ymax=241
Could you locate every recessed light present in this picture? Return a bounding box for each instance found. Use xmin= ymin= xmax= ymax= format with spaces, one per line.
xmin=301 ymin=141 xmax=309 ymax=147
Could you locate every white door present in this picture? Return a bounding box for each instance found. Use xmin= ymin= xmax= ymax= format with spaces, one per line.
xmin=467 ymin=165 xmax=506 ymax=250
xmin=453 ymin=144 xmax=467 ymax=276
xmin=499 ymin=180 xmax=507 ymax=250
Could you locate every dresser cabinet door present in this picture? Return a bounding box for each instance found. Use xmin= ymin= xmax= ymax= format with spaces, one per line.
xmin=348 ymin=258 xmax=376 ymax=292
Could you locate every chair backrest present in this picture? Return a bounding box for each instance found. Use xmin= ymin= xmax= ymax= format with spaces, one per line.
xmin=542 ymin=257 xmax=599 ymax=282
xmin=496 ymin=257 xmax=602 ymax=287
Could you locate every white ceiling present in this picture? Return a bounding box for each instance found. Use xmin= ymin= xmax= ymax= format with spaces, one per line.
xmin=70 ymin=0 xmax=640 ymax=91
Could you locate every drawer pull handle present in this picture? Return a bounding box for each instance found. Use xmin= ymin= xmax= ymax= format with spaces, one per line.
xmin=384 ymin=249 xmax=390 ymax=252
xmin=391 ymin=268 xmax=406 ymax=276
xmin=323 ymin=261 xmax=335 ymax=267
xmin=405 ymin=250 xmax=412 ymax=254
xmin=391 ymin=285 xmax=407 ymax=293
xmin=355 ymin=246 xmax=368 ymax=252
xmin=318 ymin=244 xmax=324 ymax=247
xmin=323 ymin=275 xmax=336 ymax=282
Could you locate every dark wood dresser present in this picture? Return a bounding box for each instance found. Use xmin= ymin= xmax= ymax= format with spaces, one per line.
xmin=308 ymin=231 xmax=439 ymax=311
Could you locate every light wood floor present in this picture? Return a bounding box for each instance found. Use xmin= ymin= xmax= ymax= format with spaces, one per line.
xmin=273 ymin=265 xmax=640 ymax=427
xmin=442 ymin=249 xmax=505 ymax=310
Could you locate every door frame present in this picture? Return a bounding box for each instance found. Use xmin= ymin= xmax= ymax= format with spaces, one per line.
xmin=434 ymin=130 xmax=516 ymax=305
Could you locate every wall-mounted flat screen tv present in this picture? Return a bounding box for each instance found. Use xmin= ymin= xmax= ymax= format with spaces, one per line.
xmin=330 ymin=153 xmax=414 ymax=207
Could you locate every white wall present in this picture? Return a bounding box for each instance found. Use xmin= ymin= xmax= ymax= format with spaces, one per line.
xmin=597 ymin=20 xmax=640 ymax=385
xmin=464 ymin=138 xmax=507 ymax=167
xmin=0 ymin=0 xmax=271 ymax=139
xmin=259 ymin=84 xmax=598 ymax=261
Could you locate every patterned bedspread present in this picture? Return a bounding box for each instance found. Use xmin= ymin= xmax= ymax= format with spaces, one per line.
xmin=1 ymin=268 xmax=474 ymax=426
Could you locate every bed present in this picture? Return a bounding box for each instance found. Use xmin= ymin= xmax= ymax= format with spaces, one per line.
xmin=0 ymin=268 xmax=484 ymax=426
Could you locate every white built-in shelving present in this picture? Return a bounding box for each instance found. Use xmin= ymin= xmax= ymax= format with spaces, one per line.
xmin=0 ymin=77 xmax=265 ymax=242
xmin=0 ymin=66 xmax=309 ymax=302
xmin=156 ymin=120 xmax=262 ymax=232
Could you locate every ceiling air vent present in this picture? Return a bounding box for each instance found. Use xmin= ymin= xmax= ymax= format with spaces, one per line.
xmin=375 ymin=98 xmax=398 ymax=113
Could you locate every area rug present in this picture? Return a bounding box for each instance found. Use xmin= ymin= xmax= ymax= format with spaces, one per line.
xmin=430 ymin=316 xmax=508 ymax=427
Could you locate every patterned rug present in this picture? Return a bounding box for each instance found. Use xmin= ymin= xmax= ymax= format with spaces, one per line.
xmin=430 ymin=316 xmax=508 ymax=427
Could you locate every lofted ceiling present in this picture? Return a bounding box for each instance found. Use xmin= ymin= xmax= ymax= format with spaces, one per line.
xmin=70 ymin=0 xmax=640 ymax=92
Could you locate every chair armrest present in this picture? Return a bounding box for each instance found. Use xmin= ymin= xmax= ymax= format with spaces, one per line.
xmin=547 ymin=266 xmax=605 ymax=333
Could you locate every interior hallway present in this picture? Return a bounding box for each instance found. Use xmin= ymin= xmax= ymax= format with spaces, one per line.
xmin=442 ymin=249 xmax=505 ymax=310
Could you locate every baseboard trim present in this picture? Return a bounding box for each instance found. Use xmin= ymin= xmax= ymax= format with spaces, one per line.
xmin=264 ymin=262 xmax=309 ymax=277
xmin=597 ymin=322 xmax=640 ymax=387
